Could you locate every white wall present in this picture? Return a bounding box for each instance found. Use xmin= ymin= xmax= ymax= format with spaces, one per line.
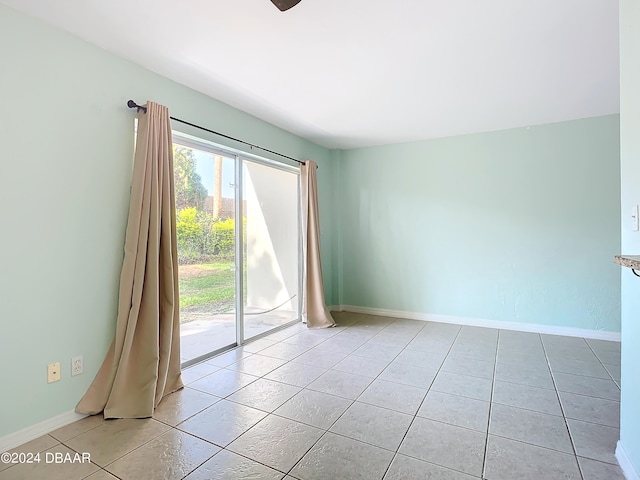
xmin=337 ymin=116 xmax=621 ymax=333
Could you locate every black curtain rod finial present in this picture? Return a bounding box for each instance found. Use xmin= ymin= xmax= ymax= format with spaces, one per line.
xmin=127 ymin=99 xmax=147 ymax=113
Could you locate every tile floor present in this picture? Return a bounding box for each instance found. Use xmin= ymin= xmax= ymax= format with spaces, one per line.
xmin=180 ymin=308 xmax=297 ymax=363
xmin=0 ymin=312 xmax=625 ymax=480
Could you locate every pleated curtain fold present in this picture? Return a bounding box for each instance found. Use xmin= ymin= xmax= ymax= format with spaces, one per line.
xmin=300 ymin=160 xmax=335 ymax=329
xmin=76 ymin=101 xmax=183 ymax=418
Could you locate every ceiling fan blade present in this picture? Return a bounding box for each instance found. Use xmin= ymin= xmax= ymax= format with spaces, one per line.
xmin=270 ymin=0 xmax=302 ymax=11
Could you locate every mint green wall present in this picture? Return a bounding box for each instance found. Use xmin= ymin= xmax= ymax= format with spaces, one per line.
xmin=0 ymin=4 xmax=334 ymax=438
xmin=619 ymin=0 xmax=640 ymax=475
xmin=337 ymin=116 xmax=621 ymax=331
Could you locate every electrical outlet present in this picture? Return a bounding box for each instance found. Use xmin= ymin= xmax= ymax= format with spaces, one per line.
xmin=71 ymin=356 xmax=83 ymax=376
xmin=47 ymin=362 xmax=61 ymax=383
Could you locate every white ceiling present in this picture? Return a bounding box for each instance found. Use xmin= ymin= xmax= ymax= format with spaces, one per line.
xmin=3 ymin=0 xmax=620 ymax=149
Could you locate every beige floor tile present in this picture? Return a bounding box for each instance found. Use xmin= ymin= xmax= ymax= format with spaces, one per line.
xmin=258 ymin=342 xmax=310 ymax=361
xmin=351 ymin=342 xmax=404 ymax=361
xmin=604 ymin=363 xmax=621 ymax=383
xmin=594 ymin=349 xmax=620 ymax=366
xmin=496 ymin=348 xmax=548 ymax=367
xmin=384 ymin=453 xmax=478 ymax=480
xmin=578 ymin=456 xmax=626 ymax=480
xmin=64 ymin=418 xmax=170 ymax=467
xmin=406 ymin=337 xmax=454 ymax=354
xmin=332 ymin=355 xmax=391 ymax=378
xmin=378 ymin=363 xmax=438 ymax=389
xmin=204 ymin=349 xmax=253 ymax=368
xmin=585 ymin=339 xmax=621 ymax=353
xmin=489 ymin=403 xmax=573 ymax=453
xmin=418 ymin=391 xmax=490 ymax=432
xmin=306 ymin=369 xmax=373 ymax=400
xmin=49 ymin=415 xmax=105 ymax=442
xmin=541 ymin=334 xmax=589 ymax=349
xmin=431 ymin=371 xmax=492 ymax=401
xmin=547 ymin=356 xmax=610 ymax=379
xmin=495 ymin=362 xmax=554 ymax=389
xmin=567 ymin=419 xmax=619 ymax=464
xmin=105 ymin=430 xmax=218 ymax=480
xmin=4 ymin=316 xmax=622 ymax=480
xmin=226 ymin=354 xmax=288 ymax=377
xmin=83 ymin=469 xmax=120 ymax=479
xmin=290 ymin=348 xmax=347 ymax=369
xmin=181 ymin=362 xmax=221 ymax=384
xmin=367 ymin=333 xmax=413 ymax=348
xmin=0 ymin=444 xmax=99 ymax=480
xmin=153 ymin=387 xmax=220 ymax=426
xmin=329 ymin=402 xmax=413 ymax=451
xmin=315 ymin=335 xmax=367 ymax=354
xmin=1 ymin=435 xmax=60 ymax=473
xmin=280 ymin=332 xmax=328 ymax=348
xmin=393 ymin=349 xmax=446 ymax=369
xmin=178 ymin=399 xmax=266 ymax=447
xmin=7 ymin=435 xmax=59 ymax=455
xmin=485 ymin=435 xmax=581 ymax=479
xmin=226 ymin=378 xmax=301 ymax=412
xmin=559 ymin=391 xmax=620 ymax=428
xmin=264 ymin=362 xmax=327 ymax=387
xmin=448 ymin=343 xmax=497 ymax=362
xmin=357 ymin=379 xmax=427 ymax=415
xmin=291 ymin=432 xmax=393 ymax=480
xmin=492 ymin=380 xmax=563 ymax=416
xmin=544 ymin=345 xmax=600 ymax=363
xmin=227 ymin=415 xmax=323 ymax=472
xmin=553 ymin=372 xmax=620 ymax=401
xmin=184 ymin=449 xmax=284 ymax=480
xmin=188 ymin=368 xmax=259 ymax=397
xmin=239 ymin=338 xmax=278 ymax=353
xmin=399 ymin=417 xmax=486 ymax=477
xmin=440 ymin=356 xmax=495 ymax=379
xmin=274 ymin=389 xmax=352 ymax=430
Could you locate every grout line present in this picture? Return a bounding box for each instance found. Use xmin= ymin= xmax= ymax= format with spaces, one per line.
xmin=481 ymin=329 xmax=500 ymax=480
xmin=381 ymin=324 xmax=464 ymax=479
xmin=541 ymin=336 xmax=585 ymax=480
xmin=282 ymin=316 xmax=419 ymax=477
xmin=583 ymin=341 xmax=622 ymax=391
xmin=60 ymin=425 xmax=170 ymax=475
xmin=219 ymin=443 xmax=302 ymax=476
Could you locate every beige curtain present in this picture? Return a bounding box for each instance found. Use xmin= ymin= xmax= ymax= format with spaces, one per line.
xmin=76 ymin=101 xmax=183 ymax=418
xmin=301 ymin=160 xmax=335 ymax=328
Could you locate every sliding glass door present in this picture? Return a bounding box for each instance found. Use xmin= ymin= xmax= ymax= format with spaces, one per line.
xmin=242 ymin=159 xmax=300 ymax=341
xmin=173 ymin=143 xmax=238 ymax=364
xmin=173 ymin=135 xmax=300 ymax=365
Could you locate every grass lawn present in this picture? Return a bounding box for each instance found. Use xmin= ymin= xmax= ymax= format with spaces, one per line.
xmin=178 ymin=261 xmax=236 ymax=321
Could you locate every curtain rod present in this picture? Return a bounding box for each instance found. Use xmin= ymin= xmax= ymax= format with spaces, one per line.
xmin=127 ymin=100 xmax=305 ymax=166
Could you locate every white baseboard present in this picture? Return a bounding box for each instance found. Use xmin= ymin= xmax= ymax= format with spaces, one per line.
xmin=0 ymin=410 xmax=86 ymax=453
xmin=332 ymin=305 xmax=621 ymax=342
xmin=617 ymin=441 xmax=640 ymax=480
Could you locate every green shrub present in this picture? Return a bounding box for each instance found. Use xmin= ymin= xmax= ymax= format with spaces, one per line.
xmin=176 ymin=207 xmax=202 ymax=252
xmin=176 ymin=208 xmax=246 ymax=263
xmin=212 ymin=218 xmax=235 ymax=256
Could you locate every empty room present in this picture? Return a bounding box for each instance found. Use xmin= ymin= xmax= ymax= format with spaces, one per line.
xmin=1 ymin=1 xmax=639 ymax=480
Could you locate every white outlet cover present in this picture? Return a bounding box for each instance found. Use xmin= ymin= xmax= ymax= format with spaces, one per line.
xmin=71 ymin=356 xmax=84 ymax=376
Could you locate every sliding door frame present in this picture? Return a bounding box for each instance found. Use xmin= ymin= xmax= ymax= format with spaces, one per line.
xmin=173 ymin=131 xmax=301 ymax=367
